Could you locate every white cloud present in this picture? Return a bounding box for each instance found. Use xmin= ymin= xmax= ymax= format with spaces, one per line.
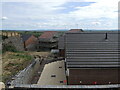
xmin=2 ymin=0 xmax=119 ymax=30
xmin=69 ymin=0 xmax=118 ymax=19
xmin=1 ymin=17 xmax=8 ymax=20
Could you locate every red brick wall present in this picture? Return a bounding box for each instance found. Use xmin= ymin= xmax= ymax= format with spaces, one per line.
xmin=68 ymin=68 xmax=120 ymax=85
xmin=25 ymin=35 xmax=37 ymax=47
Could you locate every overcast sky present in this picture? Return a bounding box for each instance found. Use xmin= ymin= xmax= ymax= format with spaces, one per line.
xmin=0 ymin=0 xmax=119 ymax=30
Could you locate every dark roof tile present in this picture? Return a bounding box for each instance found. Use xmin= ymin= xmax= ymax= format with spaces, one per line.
xmin=65 ymin=32 xmax=119 ymax=68
xmin=21 ymin=34 xmax=32 ymax=42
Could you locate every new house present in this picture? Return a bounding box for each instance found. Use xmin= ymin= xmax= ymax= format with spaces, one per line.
xmin=21 ymin=34 xmax=38 ymax=51
xmin=38 ymin=31 xmax=59 ymax=51
xmin=59 ymin=30 xmax=120 ymax=85
xmin=58 ymin=29 xmax=83 ymax=57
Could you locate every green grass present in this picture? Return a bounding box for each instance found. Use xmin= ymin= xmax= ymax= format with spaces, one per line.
xmin=9 ymin=54 xmax=32 ymax=60
xmin=0 ymin=50 xmax=2 ymax=54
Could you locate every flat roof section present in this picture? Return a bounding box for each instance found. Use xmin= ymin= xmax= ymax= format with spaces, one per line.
xmin=37 ymin=60 xmax=67 ymax=85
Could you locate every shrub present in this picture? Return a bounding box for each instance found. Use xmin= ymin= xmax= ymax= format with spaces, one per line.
xmin=2 ymin=35 xmax=8 ymax=40
xmin=3 ymin=45 xmax=17 ymax=53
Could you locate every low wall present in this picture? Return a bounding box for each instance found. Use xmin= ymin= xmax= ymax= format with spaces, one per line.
xmin=13 ymin=84 xmax=120 ymax=90
xmin=10 ymin=58 xmax=41 ymax=86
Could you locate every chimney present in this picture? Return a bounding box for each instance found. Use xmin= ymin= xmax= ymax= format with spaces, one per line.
xmin=105 ymin=33 xmax=108 ymax=40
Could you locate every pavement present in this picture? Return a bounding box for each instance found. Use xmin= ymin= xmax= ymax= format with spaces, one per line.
xmin=37 ymin=60 xmax=67 ymax=85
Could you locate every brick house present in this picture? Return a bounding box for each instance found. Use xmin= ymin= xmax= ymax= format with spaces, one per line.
xmin=38 ymin=31 xmax=59 ymax=51
xmin=58 ymin=29 xmax=83 ymax=57
xmin=68 ymin=29 xmax=83 ymax=33
xmin=65 ymin=31 xmax=120 ymax=85
xmin=59 ymin=30 xmax=120 ymax=85
xmin=21 ymin=34 xmax=38 ymax=51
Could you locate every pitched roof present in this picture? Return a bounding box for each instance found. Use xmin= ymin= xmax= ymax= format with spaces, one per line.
xmin=21 ymin=34 xmax=32 ymax=42
xmin=65 ymin=32 xmax=119 ymax=68
xmin=68 ymin=29 xmax=83 ymax=32
xmin=39 ymin=31 xmax=57 ymax=39
xmin=58 ymin=29 xmax=83 ymax=49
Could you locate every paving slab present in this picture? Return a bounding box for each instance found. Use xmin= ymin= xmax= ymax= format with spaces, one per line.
xmin=37 ymin=60 xmax=66 ymax=85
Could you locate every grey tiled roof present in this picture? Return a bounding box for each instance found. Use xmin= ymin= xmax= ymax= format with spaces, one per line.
xmin=21 ymin=34 xmax=32 ymax=42
xmin=65 ymin=32 xmax=119 ymax=68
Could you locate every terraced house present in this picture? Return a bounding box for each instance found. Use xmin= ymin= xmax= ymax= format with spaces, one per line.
xmin=2 ymin=31 xmax=20 ymax=37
